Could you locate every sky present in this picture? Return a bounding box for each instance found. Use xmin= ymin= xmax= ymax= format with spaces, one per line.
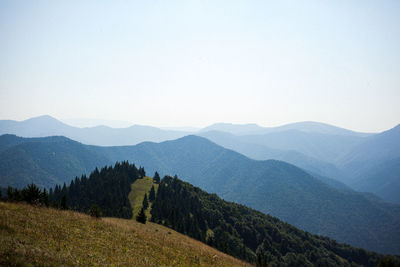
xmin=0 ymin=0 xmax=399 ymax=132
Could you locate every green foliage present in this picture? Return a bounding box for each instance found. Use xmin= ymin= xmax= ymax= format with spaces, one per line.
xmin=142 ymin=193 xmax=149 ymax=210
xmin=378 ymin=256 xmax=400 ymax=267
xmin=5 ymin=184 xmax=49 ymax=206
xmin=138 ymin=166 xmax=146 ymax=177
xmin=49 ymin=161 xmax=140 ymax=218
xmin=136 ymin=207 xmax=147 ymax=224
xmin=151 ymin=176 xmax=384 ymax=266
xmin=61 ymin=195 xmax=68 ymax=210
xmin=88 ymin=204 xmax=102 ymax=218
xmin=149 ymin=185 xmax=156 ymax=202
xmin=153 ymin=171 xmax=160 ymax=184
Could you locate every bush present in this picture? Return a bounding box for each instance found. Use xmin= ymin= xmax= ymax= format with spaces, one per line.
xmin=88 ymin=204 xmax=102 ymax=218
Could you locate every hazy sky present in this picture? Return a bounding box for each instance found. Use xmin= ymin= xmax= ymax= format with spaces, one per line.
xmin=1 ymin=1 xmax=399 ymax=132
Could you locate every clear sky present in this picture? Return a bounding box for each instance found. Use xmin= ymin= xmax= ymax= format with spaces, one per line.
xmin=0 ymin=0 xmax=399 ymax=132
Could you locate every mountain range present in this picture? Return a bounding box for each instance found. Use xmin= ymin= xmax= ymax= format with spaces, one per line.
xmin=0 ymin=133 xmax=399 ymax=254
xmin=1 ymin=115 xmax=399 ymax=204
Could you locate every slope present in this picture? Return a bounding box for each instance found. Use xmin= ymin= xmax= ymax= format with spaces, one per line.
xmin=1 ymin=134 xmax=400 ymax=254
xmin=0 ymin=201 xmax=249 ymax=266
xmin=99 ymin=136 xmax=400 ymax=254
xmin=0 ymin=135 xmax=111 ymax=189
xmin=339 ymin=124 xmax=400 ymax=203
xmin=151 ymin=176 xmax=384 ymax=266
xmin=198 ymin=130 xmax=344 ymax=183
xmin=128 ymin=176 xmax=158 ymax=219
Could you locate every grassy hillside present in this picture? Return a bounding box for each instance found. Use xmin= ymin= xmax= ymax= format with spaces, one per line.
xmin=129 ymin=176 xmax=158 ymax=219
xmin=0 ymin=202 xmax=250 ymax=267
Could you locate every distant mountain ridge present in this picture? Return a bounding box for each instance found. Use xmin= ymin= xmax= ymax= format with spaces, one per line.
xmin=1 ymin=115 xmax=399 ymax=204
xmin=0 ymin=115 xmax=189 ymax=146
xmin=1 ymin=134 xmax=399 ymax=254
xmin=200 ymin=121 xmax=373 ymax=137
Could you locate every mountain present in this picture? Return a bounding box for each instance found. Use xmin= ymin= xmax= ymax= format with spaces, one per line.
xmin=199 ymin=121 xmax=372 ymax=137
xmin=197 ymin=130 xmax=345 ymax=183
xmin=1 ymin=134 xmax=400 ymax=254
xmin=0 ymin=134 xmax=111 ymax=189
xmin=236 ymin=130 xmax=367 ymax=163
xmin=338 ymin=124 xmax=400 ymax=203
xmin=0 ymin=202 xmax=248 ymax=267
xmin=97 ymin=136 xmax=400 ymax=254
xmin=198 ymin=123 xmax=400 ymax=204
xmin=0 ymin=115 xmax=189 ymax=146
xmin=200 ymin=123 xmax=267 ymax=135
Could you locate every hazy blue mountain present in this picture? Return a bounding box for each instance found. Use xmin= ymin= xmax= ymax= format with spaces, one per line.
xmin=338 ymin=124 xmax=400 ymax=203
xmin=0 ymin=115 xmax=189 ymax=146
xmin=0 ymin=135 xmax=111 ymax=189
xmin=199 ymin=124 xmax=400 ymax=204
xmin=237 ymin=130 xmax=367 ymax=163
xmin=61 ymin=118 xmax=134 ymax=128
xmin=199 ymin=121 xmax=373 ymax=137
xmin=198 ymin=130 xmax=344 ymax=181
xmin=199 ymin=122 xmax=267 ymax=135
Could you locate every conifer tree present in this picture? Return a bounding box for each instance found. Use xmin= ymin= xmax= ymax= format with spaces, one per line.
xmin=149 ymin=185 xmax=156 ymax=202
xmin=142 ymin=193 xmax=149 ymax=210
xmin=153 ymin=171 xmax=160 ymax=184
xmin=61 ymin=194 xmax=68 ymax=210
xmin=136 ymin=207 xmax=147 ymax=224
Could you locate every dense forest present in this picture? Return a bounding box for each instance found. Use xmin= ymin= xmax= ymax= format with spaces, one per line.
xmin=151 ymin=176 xmax=386 ymax=266
xmin=49 ymin=161 xmax=142 ymax=218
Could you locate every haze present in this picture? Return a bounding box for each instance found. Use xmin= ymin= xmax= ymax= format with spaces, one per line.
xmin=0 ymin=1 xmax=399 ymax=132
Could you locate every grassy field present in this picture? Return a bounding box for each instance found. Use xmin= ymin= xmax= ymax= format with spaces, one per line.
xmin=0 ymin=201 xmax=251 ymax=266
xmin=129 ymin=176 xmax=158 ymax=219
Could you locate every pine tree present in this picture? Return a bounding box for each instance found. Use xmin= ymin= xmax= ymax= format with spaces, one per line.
xmin=136 ymin=207 xmax=147 ymax=224
xmin=149 ymin=185 xmax=156 ymax=202
xmin=22 ymin=183 xmax=41 ymax=204
xmin=153 ymin=171 xmax=160 ymax=184
xmin=41 ymin=188 xmax=49 ymax=207
xmin=142 ymin=193 xmax=149 ymax=210
xmin=139 ymin=166 xmax=146 ymax=177
xmin=61 ymin=194 xmax=68 ymax=210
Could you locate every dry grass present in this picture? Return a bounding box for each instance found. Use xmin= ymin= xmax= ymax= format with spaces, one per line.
xmin=129 ymin=177 xmax=158 ymax=219
xmin=0 ymin=201 xmax=252 ymax=266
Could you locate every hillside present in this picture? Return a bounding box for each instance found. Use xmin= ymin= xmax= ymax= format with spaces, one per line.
xmin=197 ymin=130 xmax=344 ymax=183
xmin=98 ymin=136 xmax=400 ymax=254
xmin=151 ymin=176 xmax=383 ymax=266
xmin=128 ymin=176 xmax=158 ymax=219
xmin=41 ymin=163 xmax=388 ymax=266
xmin=0 ymin=201 xmax=249 ymax=266
xmin=0 ymin=135 xmax=111 ymax=189
xmin=338 ymin=124 xmax=400 ymax=203
xmin=1 ymin=134 xmax=400 ymax=254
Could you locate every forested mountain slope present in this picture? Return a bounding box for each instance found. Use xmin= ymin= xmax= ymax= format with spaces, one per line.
xmin=152 ymin=176 xmax=384 ymax=266
xmin=1 ymin=134 xmax=400 ymax=254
